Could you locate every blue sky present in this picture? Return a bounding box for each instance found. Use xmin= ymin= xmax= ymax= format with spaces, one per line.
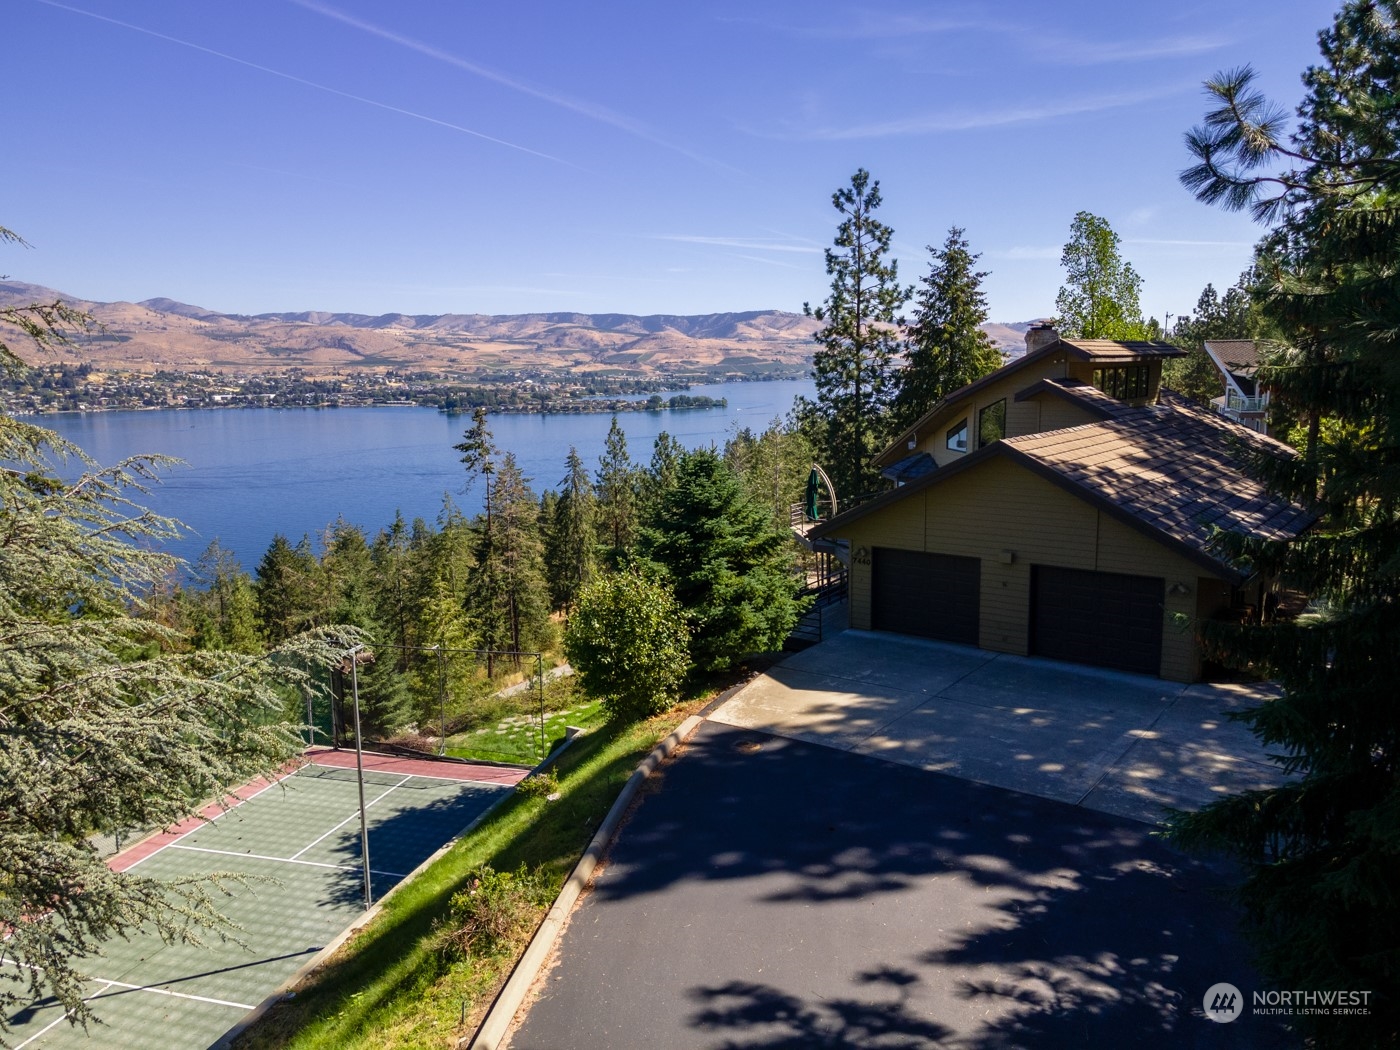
xmin=10 ymin=0 xmax=1335 ymax=323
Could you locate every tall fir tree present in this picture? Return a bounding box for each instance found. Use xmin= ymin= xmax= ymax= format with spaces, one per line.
xmin=1054 ymin=211 xmax=1155 ymax=340
xmin=640 ymin=448 xmax=804 ymax=672
xmin=1162 ymin=271 xmax=1258 ymax=404
xmin=253 ymin=533 xmax=321 ymax=644
xmin=1167 ymin=5 xmax=1400 ymax=1042
xmin=467 ymin=453 xmax=554 ymax=668
xmin=544 ymin=446 xmax=597 ymax=613
xmin=183 ymin=539 xmax=262 ymax=654
xmin=890 ymin=227 xmax=1004 ymax=432
xmin=803 ymin=169 xmax=911 ymax=504
xmin=595 ymin=416 xmax=639 ymax=564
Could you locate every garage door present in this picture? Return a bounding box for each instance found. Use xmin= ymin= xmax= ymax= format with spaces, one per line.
xmin=1030 ymin=565 xmax=1164 ymax=675
xmin=871 ymin=548 xmax=980 ymax=645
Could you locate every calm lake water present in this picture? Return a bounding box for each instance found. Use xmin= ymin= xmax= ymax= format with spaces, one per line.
xmin=36 ymin=379 xmax=816 ymax=571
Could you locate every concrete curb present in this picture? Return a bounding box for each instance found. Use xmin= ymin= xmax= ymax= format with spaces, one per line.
xmin=466 ymin=713 xmax=707 ymax=1050
xmin=211 ymin=785 xmax=517 ymax=1050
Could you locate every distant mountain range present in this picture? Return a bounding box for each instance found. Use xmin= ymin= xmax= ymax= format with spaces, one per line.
xmin=0 ymin=282 xmax=1033 ymax=376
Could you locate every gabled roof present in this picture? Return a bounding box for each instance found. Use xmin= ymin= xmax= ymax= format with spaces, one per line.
xmin=1204 ymin=339 xmax=1263 ymax=397
xmin=1012 ymin=377 xmax=1138 ymax=421
xmin=1204 ymin=339 xmax=1261 ymax=373
xmin=876 ymin=336 xmax=1186 ymax=467
xmin=880 ymin=451 xmax=937 ymax=484
xmin=815 ymin=390 xmax=1313 ymax=585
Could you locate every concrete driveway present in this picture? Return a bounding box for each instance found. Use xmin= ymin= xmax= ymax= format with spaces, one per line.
xmin=711 ymin=630 xmax=1288 ymax=823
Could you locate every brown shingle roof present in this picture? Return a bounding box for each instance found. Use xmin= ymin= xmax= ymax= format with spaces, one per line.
xmin=1204 ymin=339 xmax=1261 ymax=373
xmin=815 ymin=389 xmax=1313 ymax=583
xmin=1060 ymin=339 xmax=1187 ymax=361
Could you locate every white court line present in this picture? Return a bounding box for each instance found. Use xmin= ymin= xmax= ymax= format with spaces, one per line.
xmin=87 ymin=977 xmax=254 ymax=1010
xmin=123 ymin=766 xmax=299 ymax=872
xmin=289 ymin=775 xmax=412 ymax=860
xmin=5 ymin=968 xmax=252 ymax=1048
xmin=168 ymin=843 xmax=408 ymax=879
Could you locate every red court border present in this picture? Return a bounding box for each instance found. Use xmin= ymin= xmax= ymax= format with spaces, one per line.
xmin=107 ymin=749 xmax=527 ymax=874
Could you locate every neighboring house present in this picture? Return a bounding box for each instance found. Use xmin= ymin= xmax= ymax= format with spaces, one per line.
xmin=809 ymin=324 xmax=1312 ymax=682
xmin=1203 ymin=339 xmax=1272 ymax=435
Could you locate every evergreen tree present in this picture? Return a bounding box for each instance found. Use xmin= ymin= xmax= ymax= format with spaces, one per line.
xmin=1162 ymin=271 xmax=1258 ymax=404
xmin=638 ymin=430 xmax=685 ymax=521
xmin=1167 ymin=5 xmax=1400 ymax=1042
xmin=723 ymin=417 xmax=815 ymax=530
xmin=803 ymin=169 xmax=911 ymax=504
xmin=467 ymin=453 xmax=554 ymax=668
xmin=320 ymin=518 xmax=375 ymax=628
xmin=544 ymin=446 xmax=596 ymax=613
xmin=890 ymin=227 xmax=1004 ymax=431
xmin=595 ymin=416 xmax=639 ymax=564
xmin=640 ymin=448 xmax=804 ymax=672
xmin=253 ymin=533 xmax=321 ymax=644
xmin=0 ymin=269 xmax=354 ymax=1029
xmin=184 ymin=539 xmax=261 ymax=653
xmin=1054 ymin=211 xmax=1155 ymax=339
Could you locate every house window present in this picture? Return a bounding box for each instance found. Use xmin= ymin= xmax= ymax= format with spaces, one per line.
xmin=946 ymin=419 xmax=968 ymax=453
xmin=1093 ymin=364 xmax=1151 ymax=400
xmin=977 ymin=399 xmax=1006 ymax=447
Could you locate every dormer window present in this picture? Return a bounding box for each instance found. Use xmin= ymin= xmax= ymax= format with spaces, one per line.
xmin=946 ymin=419 xmax=968 ymax=453
xmin=1093 ymin=364 xmax=1150 ymax=400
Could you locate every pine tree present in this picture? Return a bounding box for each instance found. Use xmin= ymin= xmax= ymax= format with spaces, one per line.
xmin=638 ymin=430 xmax=684 ymax=521
xmin=467 ymin=453 xmax=554 ymax=669
xmin=544 ymin=446 xmax=596 ymax=613
xmin=1054 ymin=211 xmax=1155 ymax=340
xmin=1167 ymin=6 xmax=1400 ymax=1041
xmin=890 ymin=227 xmax=1004 ymax=432
xmin=595 ymin=416 xmax=639 ymax=564
xmin=1162 ymin=271 xmax=1258 ymax=404
xmin=640 ymin=449 xmax=804 ymax=672
xmin=804 ymin=169 xmax=911 ymax=504
xmin=184 ymin=539 xmax=262 ymax=654
xmin=253 ymin=533 xmax=321 ymax=644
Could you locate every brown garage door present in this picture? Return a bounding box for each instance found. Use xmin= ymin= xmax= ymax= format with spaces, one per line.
xmin=871 ymin=548 xmax=980 ymax=645
xmin=1030 ymin=565 xmax=1164 ymax=675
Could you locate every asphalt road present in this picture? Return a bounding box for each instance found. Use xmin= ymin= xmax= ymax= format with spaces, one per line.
xmin=510 ymin=719 xmax=1294 ymax=1049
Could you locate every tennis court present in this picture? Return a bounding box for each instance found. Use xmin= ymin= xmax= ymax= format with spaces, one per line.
xmin=3 ymin=750 xmax=526 ymax=1049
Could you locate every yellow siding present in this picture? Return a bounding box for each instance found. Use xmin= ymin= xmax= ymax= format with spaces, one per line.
xmin=912 ymin=353 xmax=1072 ymax=467
xmin=839 ymin=456 xmax=1227 ymax=681
xmin=1036 ymin=397 xmax=1099 ymax=433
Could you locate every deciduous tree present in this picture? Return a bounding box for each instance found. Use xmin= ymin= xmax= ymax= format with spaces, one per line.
xmin=1054 ymin=211 xmax=1155 ymax=340
xmin=564 ymin=569 xmax=690 ymax=722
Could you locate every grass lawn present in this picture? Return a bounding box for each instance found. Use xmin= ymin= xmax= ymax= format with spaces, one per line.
xmin=444 ymin=698 xmax=608 ymax=766
xmin=232 ymin=691 xmax=714 ymax=1050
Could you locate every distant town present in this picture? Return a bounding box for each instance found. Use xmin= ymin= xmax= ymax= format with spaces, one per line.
xmin=0 ymin=362 xmax=777 ymax=415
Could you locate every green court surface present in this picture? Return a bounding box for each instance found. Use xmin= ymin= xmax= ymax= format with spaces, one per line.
xmin=3 ymin=758 xmax=517 ymax=1049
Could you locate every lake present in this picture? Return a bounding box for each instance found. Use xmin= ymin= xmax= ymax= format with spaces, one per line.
xmin=34 ymin=379 xmax=816 ymax=571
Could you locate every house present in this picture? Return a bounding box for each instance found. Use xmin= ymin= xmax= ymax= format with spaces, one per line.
xmin=1203 ymin=339 xmax=1272 ymax=435
xmin=809 ymin=325 xmax=1312 ymax=682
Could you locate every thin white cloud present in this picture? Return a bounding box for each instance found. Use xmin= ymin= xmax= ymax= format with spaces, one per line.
xmin=290 ymin=0 xmax=740 ymax=175
xmin=659 ymin=235 xmax=821 ymax=254
xmin=34 ymin=0 xmax=566 ymax=165
xmin=1037 ymin=33 xmax=1229 ymax=66
xmin=766 ymin=83 xmax=1190 ymax=140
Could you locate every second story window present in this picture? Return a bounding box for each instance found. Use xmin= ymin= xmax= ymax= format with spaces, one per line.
xmin=1093 ymin=364 xmax=1151 ymax=400
xmin=978 ymin=399 xmax=1006 ymax=447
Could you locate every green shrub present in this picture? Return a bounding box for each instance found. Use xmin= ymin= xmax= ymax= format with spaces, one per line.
xmin=563 ymin=569 xmax=691 ymax=722
xmin=442 ymin=864 xmax=553 ymax=959
xmin=514 ymin=769 xmax=559 ymax=799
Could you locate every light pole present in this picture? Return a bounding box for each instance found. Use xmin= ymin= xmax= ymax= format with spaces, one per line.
xmin=346 ymin=643 xmax=373 ymax=911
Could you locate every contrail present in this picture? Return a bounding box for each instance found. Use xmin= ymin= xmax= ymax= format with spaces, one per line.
xmin=290 ymin=0 xmax=742 ymax=175
xmin=33 ymin=0 xmax=569 ymax=166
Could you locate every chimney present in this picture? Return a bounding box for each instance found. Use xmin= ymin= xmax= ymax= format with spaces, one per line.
xmin=1025 ymin=321 xmax=1059 ymax=355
